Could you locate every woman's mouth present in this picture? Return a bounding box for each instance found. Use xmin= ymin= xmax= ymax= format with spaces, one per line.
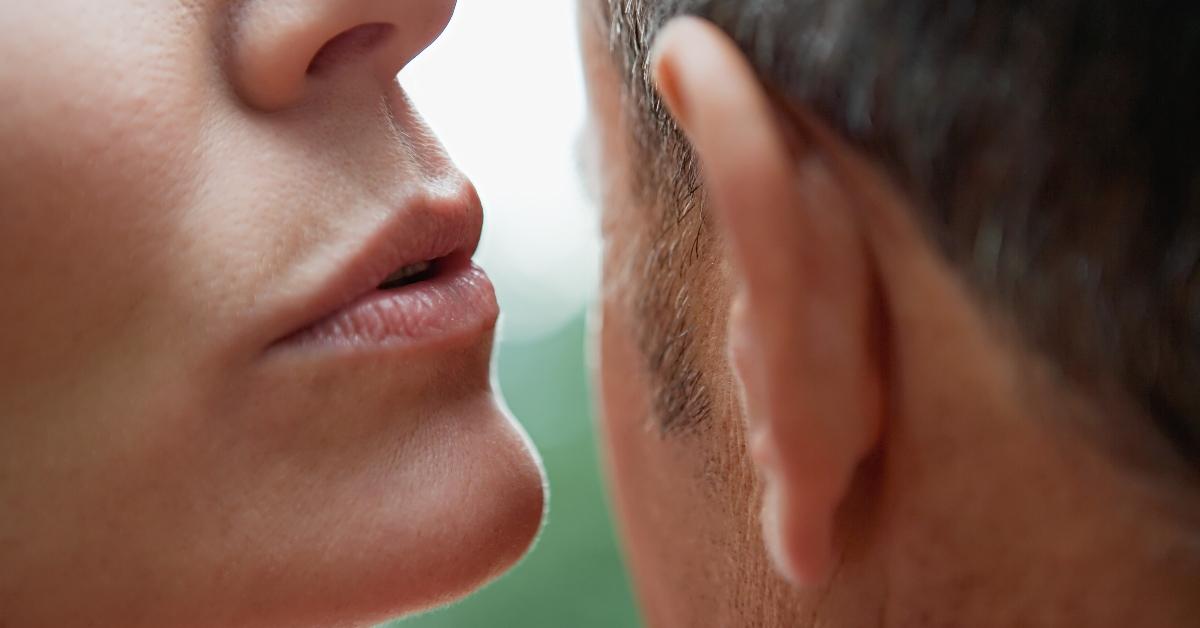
xmin=277 ymin=252 xmax=498 ymax=351
xmin=377 ymin=260 xmax=437 ymax=291
xmin=268 ymin=187 xmax=498 ymax=354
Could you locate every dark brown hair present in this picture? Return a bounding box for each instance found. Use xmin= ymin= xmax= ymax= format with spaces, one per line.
xmin=603 ymin=0 xmax=1200 ymax=467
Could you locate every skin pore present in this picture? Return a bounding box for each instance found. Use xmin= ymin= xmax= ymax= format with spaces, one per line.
xmin=582 ymin=4 xmax=1200 ymax=627
xmin=0 ymin=2 xmax=543 ymax=626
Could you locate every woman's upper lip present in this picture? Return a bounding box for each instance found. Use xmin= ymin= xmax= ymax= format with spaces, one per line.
xmin=270 ymin=185 xmax=485 ymax=347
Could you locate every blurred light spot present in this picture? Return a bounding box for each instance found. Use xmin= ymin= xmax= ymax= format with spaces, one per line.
xmin=402 ymin=0 xmax=600 ymax=345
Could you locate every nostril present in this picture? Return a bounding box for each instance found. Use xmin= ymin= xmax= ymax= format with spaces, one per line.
xmin=233 ymin=0 xmax=453 ymax=111
xmin=306 ymin=23 xmax=396 ymax=75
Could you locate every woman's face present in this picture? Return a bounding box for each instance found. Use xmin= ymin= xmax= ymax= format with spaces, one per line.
xmin=0 ymin=1 xmax=544 ymax=626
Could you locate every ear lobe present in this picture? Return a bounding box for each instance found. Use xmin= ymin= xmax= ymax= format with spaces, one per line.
xmin=652 ymin=17 xmax=885 ymax=587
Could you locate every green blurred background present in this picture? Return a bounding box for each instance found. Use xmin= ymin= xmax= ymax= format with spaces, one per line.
xmin=390 ymin=316 xmax=641 ymax=628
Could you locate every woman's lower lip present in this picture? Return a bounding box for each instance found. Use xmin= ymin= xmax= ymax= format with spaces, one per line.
xmin=274 ymin=260 xmax=499 ymax=351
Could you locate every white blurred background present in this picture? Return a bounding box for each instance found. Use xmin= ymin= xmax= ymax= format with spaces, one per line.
xmin=403 ymin=0 xmax=601 ymax=345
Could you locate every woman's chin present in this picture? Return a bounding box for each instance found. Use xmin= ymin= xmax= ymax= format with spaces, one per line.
xmin=321 ymin=398 xmax=545 ymax=627
xmin=195 ymin=389 xmax=547 ymax=628
xmin=377 ymin=400 xmax=548 ymax=618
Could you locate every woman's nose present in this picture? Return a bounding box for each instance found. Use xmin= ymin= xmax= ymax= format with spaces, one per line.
xmin=231 ymin=0 xmax=456 ymax=111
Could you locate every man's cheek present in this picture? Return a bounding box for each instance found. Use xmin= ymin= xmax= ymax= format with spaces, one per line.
xmin=597 ymin=281 xmax=645 ymax=426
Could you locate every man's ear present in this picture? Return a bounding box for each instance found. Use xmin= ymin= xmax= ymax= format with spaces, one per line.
xmin=651 ymin=17 xmax=885 ymax=587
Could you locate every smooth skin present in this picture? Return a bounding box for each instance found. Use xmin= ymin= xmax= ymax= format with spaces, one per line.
xmin=0 ymin=2 xmax=544 ymax=626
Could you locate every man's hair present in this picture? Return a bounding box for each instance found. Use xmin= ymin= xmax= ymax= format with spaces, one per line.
xmin=602 ymin=0 xmax=1200 ymax=467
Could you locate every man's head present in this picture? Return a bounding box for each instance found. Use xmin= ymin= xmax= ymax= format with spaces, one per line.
xmin=580 ymin=0 xmax=1200 ymax=625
